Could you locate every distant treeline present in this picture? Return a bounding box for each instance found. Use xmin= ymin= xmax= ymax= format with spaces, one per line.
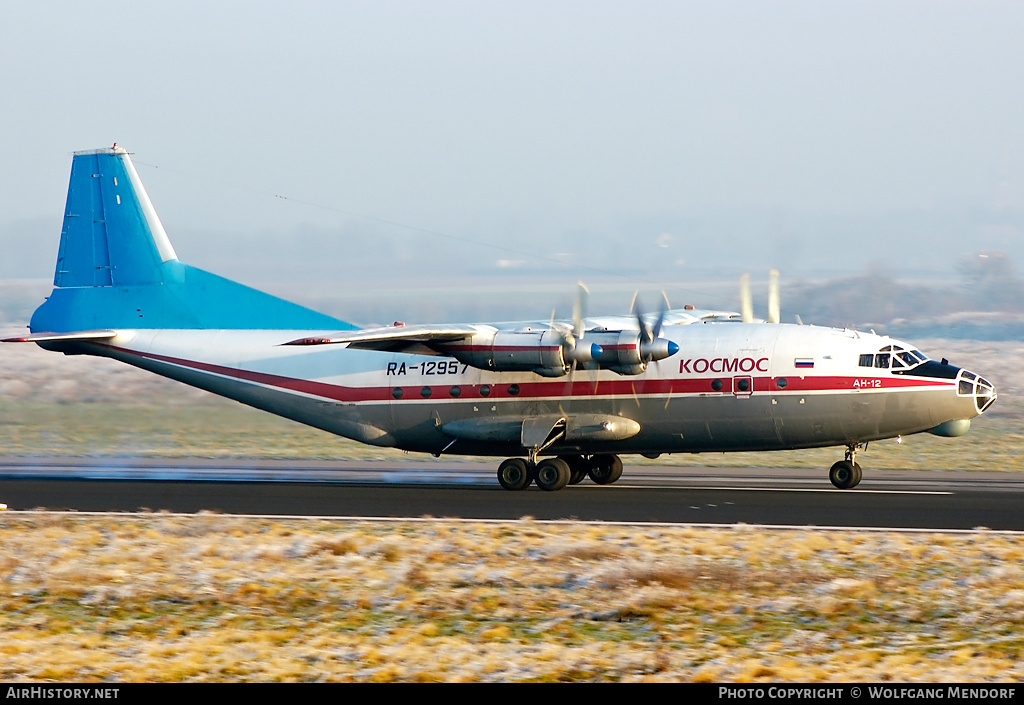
xmin=785 ymin=251 xmax=1024 ymax=338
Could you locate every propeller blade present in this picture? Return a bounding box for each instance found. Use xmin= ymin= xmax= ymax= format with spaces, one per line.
xmin=562 ymin=283 xmax=591 ymax=411
xmin=767 ymin=269 xmax=780 ymax=324
xmin=631 ymin=293 xmax=653 ymax=344
xmin=740 ymin=273 xmax=754 ymax=323
xmin=632 ymin=292 xmax=679 ymax=364
xmin=573 ymin=282 xmax=589 ymax=341
xmin=561 ymin=360 xmax=576 ymax=411
xmin=652 ymin=291 xmax=669 ymax=339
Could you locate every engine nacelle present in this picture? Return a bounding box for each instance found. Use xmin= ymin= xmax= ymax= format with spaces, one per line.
xmin=585 ymin=330 xmax=644 ymax=368
xmin=443 ymin=328 xmax=569 ymax=377
xmin=439 ymin=327 xmax=679 ymax=378
xmin=569 ymin=331 xmax=679 ymax=375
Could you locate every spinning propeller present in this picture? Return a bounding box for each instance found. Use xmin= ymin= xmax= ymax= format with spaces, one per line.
xmin=551 ymin=283 xmax=680 ymax=405
xmin=631 ymin=291 xmax=678 ymax=364
xmin=740 ymin=269 xmax=782 ymax=324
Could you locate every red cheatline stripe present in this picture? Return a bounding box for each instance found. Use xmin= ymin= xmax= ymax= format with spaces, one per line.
xmin=103 ymin=345 xmax=953 ymax=404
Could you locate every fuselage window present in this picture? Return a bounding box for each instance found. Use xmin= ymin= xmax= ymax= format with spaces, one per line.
xmin=859 ymin=354 xmax=874 ymax=367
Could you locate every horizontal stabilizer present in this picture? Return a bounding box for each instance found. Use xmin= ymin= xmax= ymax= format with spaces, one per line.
xmin=2 ymin=329 xmax=117 ymax=344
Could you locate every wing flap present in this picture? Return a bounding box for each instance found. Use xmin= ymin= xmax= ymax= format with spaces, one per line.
xmin=283 ymin=324 xmax=486 ymax=349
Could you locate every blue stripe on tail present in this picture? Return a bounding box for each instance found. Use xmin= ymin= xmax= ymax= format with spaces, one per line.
xmin=32 ymin=147 xmax=355 ymax=333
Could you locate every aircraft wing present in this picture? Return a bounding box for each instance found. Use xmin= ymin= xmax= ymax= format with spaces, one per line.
xmin=1 ymin=330 xmax=118 ymax=343
xmin=283 ymin=324 xmax=487 ymax=355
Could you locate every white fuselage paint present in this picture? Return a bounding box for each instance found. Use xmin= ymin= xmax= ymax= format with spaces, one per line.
xmin=89 ymin=321 xmax=986 ymax=458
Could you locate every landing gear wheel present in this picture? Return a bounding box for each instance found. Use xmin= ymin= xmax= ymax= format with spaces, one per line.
xmin=829 ymin=460 xmax=860 ymax=490
xmin=561 ymin=455 xmax=589 ymax=485
xmin=851 ymin=462 xmax=863 ymax=488
xmin=535 ymin=458 xmax=571 ymax=492
xmin=497 ymin=458 xmax=531 ymax=491
xmin=588 ymin=454 xmax=623 ymax=485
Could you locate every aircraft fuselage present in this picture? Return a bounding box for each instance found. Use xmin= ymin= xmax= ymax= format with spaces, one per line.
xmin=56 ymin=321 xmax=987 ymax=460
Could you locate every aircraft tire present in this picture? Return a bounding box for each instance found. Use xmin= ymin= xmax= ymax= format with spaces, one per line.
xmin=829 ymin=460 xmax=859 ymax=490
xmin=588 ymin=454 xmax=623 ymax=485
xmin=561 ymin=455 xmax=589 ymax=485
xmin=497 ymin=458 xmax=531 ymax=491
xmin=851 ymin=462 xmax=863 ymax=488
xmin=535 ymin=458 xmax=571 ymax=492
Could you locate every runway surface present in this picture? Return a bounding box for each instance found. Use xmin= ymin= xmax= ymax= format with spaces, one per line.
xmin=1 ymin=457 xmax=1022 ymax=530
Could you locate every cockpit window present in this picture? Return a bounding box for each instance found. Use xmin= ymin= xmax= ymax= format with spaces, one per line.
xmin=860 ymin=346 xmax=926 ymax=371
xmin=897 ymin=351 xmax=918 ymax=366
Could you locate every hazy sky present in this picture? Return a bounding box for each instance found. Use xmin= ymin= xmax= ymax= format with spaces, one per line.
xmin=2 ymin=1 xmax=1023 ymax=290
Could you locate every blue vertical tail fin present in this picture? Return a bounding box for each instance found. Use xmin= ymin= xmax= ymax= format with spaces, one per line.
xmin=30 ymin=145 xmax=354 ymax=333
xmin=54 ymin=145 xmax=177 ymax=287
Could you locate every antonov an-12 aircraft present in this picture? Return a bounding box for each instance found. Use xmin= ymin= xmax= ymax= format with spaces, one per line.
xmin=4 ymin=146 xmax=997 ymax=491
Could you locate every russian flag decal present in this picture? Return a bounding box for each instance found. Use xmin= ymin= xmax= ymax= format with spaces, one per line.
xmin=794 ymin=358 xmax=815 ymax=368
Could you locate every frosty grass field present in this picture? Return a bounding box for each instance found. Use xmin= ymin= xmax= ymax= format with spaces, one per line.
xmin=1 ymin=336 xmax=1022 ymax=681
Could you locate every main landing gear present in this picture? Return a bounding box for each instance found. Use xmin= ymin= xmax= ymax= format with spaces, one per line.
xmin=497 ymin=454 xmax=623 ymax=492
xmin=828 ymin=444 xmax=863 ymax=490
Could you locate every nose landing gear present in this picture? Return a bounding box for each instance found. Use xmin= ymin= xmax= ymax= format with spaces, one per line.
xmin=829 ymin=444 xmax=863 ymax=489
